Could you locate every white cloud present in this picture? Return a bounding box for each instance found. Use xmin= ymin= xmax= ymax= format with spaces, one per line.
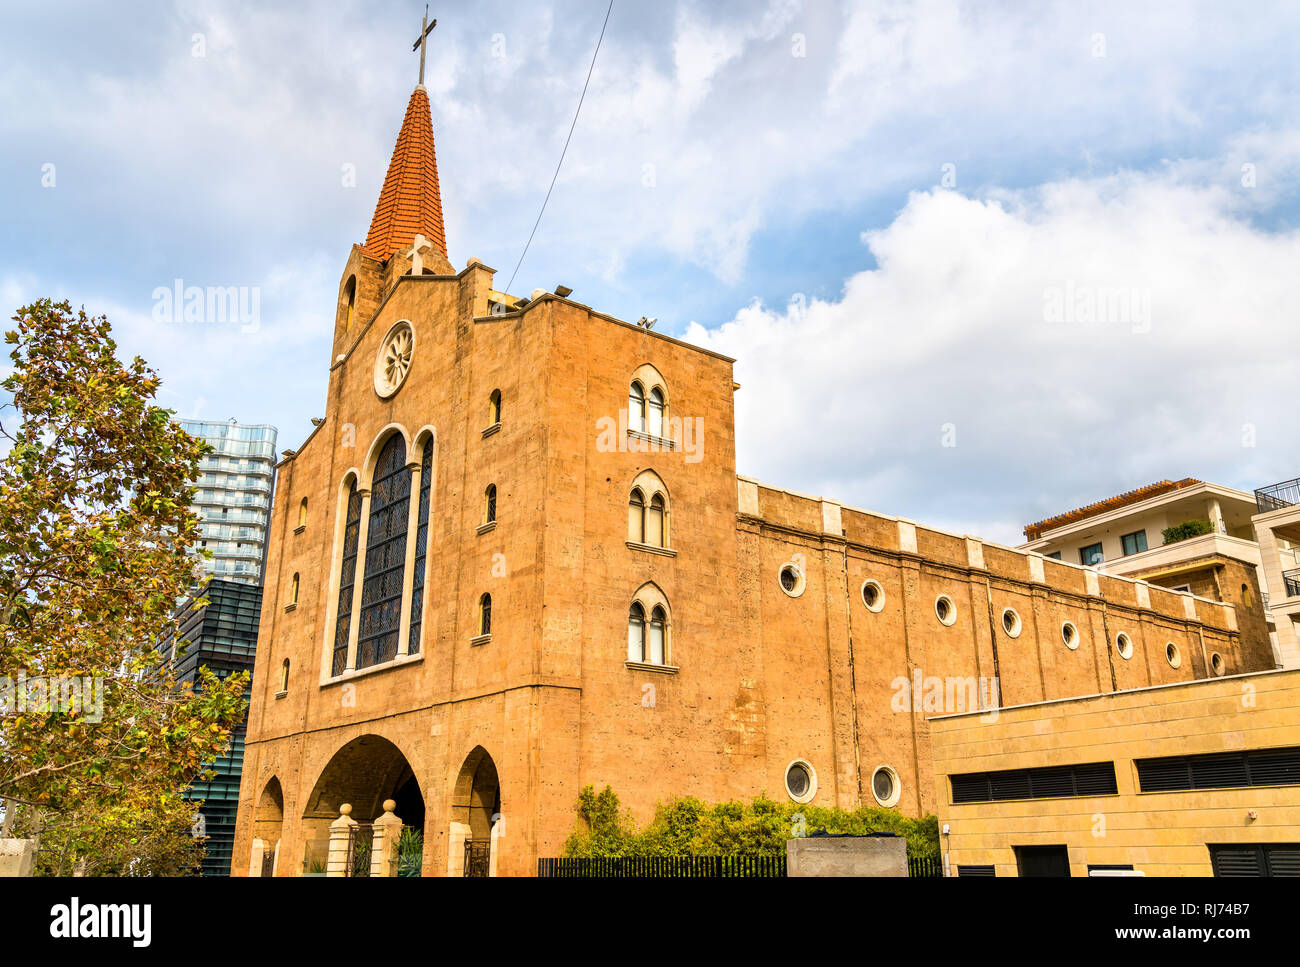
xmin=684 ymin=162 xmax=1300 ymax=544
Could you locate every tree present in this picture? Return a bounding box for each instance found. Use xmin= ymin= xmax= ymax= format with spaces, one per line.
xmin=0 ymin=299 xmax=248 ymax=874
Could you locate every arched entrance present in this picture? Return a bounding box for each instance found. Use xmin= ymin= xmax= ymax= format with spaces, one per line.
xmin=301 ymin=735 xmax=425 ymax=875
xmin=449 ymin=747 xmax=500 ymax=876
xmin=251 ymin=777 xmax=284 ymax=876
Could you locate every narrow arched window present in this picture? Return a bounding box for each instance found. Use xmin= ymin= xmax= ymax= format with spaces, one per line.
xmin=489 ymin=389 xmax=502 ymax=426
xmin=356 ymin=435 xmax=413 ymax=669
xmin=628 ymin=489 xmax=645 ymax=543
xmin=647 ymin=493 xmax=666 ymax=547
xmin=408 ymin=437 xmax=433 ymax=655
xmin=289 ymin=572 xmax=300 ymax=605
xmin=648 ymin=387 xmax=665 ymax=438
xmin=331 ymin=481 xmax=363 ymax=676
xmin=479 ymin=593 xmax=492 ymax=637
xmin=298 ymin=497 xmax=308 ymax=527
xmin=629 ymin=381 xmax=645 ymax=433
xmin=343 ymin=276 xmax=356 ymax=333
xmin=279 ymin=658 xmax=290 ymax=692
xmin=628 ymin=602 xmax=646 ymax=662
xmin=484 ymin=484 xmax=497 ymax=524
xmin=649 ymin=606 xmax=666 ymax=665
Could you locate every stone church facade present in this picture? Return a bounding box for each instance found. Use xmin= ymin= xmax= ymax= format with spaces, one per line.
xmin=231 ymin=83 xmax=1255 ymax=876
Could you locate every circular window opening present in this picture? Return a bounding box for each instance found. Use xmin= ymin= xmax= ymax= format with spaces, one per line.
xmin=1166 ymin=641 xmax=1182 ymax=669
xmin=778 ymin=563 xmax=805 ymax=598
xmin=1115 ymin=632 xmax=1133 ymax=660
xmin=861 ymin=580 xmax=885 ymax=613
xmin=1001 ymin=608 xmax=1022 ymax=638
xmin=935 ymin=595 xmax=956 ymax=626
xmin=374 ymin=320 xmax=415 ymax=399
xmin=784 ymin=759 xmax=816 ymax=803
xmin=1211 ymin=652 xmax=1226 ymax=676
xmin=1061 ymin=621 xmax=1079 ymax=650
xmin=871 ymin=765 xmax=900 ymax=808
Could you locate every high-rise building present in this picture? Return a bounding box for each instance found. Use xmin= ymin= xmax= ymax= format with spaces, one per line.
xmin=159 ymin=578 xmax=264 ymax=875
xmin=175 ymin=418 xmax=278 ymax=585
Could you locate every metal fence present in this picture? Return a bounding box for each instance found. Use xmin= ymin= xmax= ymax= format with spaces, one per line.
xmin=1256 ymin=478 xmax=1300 ymax=514
xmin=344 ymin=823 xmax=373 ymax=878
xmin=538 ymin=855 xmax=787 ymax=878
xmin=908 ymin=854 xmax=943 ymax=877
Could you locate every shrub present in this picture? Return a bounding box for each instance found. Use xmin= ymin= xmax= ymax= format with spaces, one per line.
xmin=1162 ymin=519 xmax=1213 ymax=544
xmin=562 ymin=785 xmax=940 ymax=861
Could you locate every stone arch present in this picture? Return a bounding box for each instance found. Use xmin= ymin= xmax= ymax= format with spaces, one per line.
xmin=251 ymin=776 xmax=284 ymax=876
xmin=362 ymin=423 xmax=412 ymax=485
xmin=448 ymin=746 xmax=501 ymax=876
xmin=300 ymin=734 xmax=425 ymax=871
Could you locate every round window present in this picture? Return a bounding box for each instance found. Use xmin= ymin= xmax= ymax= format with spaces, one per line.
xmin=1166 ymin=641 xmax=1181 ymax=669
xmin=784 ymin=760 xmax=816 ymax=803
xmin=935 ymin=595 xmax=956 ymax=626
xmin=861 ymin=580 xmax=885 ymax=613
xmin=374 ymin=320 xmax=415 ymax=399
xmin=871 ymin=765 xmax=900 ymax=808
xmin=1061 ymin=621 xmax=1079 ymax=650
xmin=1001 ymin=608 xmax=1022 ymax=638
xmin=1211 ymin=652 xmax=1226 ymax=676
xmin=778 ymin=563 xmax=805 ymax=598
xmin=1115 ymin=632 xmax=1133 ymax=660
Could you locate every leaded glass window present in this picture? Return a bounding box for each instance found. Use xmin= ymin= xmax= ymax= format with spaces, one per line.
xmin=331 ymin=481 xmax=363 ymax=676
xmin=356 ymin=435 xmax=412 ymax=669
xmin=408 ymin=438 xmax=433 ymax=655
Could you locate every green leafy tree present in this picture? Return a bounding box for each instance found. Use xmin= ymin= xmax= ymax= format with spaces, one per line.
xmin=0 ymin=299 xmax=248 ymax=875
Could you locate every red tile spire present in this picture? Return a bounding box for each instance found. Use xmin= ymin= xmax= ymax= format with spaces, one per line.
xmin=363 ymin=86 xmax=448 ymax=262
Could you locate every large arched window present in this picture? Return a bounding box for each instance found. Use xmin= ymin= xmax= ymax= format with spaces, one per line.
xmin=627 ymin=471 xmax=670 ymax=549
xmin=627 ymin=584 xmax=671 ymax=666
xmin=331 ymin=481 xmax=363 ymax=676
xmin=407 ymin=437 xmax=433 ymax=655
xmin=355 ymin=435 xmax=412 ymax=669
xmin=628 ymin=367 xmax=670 ymax=441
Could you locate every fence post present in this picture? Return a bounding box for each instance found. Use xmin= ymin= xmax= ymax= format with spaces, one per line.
xmin=327 ymin=804 xmax=357 ymax=877
xmin=370 ymin=799 xmax=402 ymax=877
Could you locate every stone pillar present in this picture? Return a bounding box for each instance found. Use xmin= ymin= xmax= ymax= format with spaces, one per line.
xmin=488 ymin=818 xmax=502 ymax=878
xmin=249 ymin=838 xmax=266 ymax=877
xmin=447 ymin=821 xmax=471 ymax=877
xmin=0 ymin=839 xmax=36 ymax=877
xmin=1208 ymin=498 xmax=1226 ymax=534
xmin=370 ymin=799 xmax=402 ymax=877
xmin=327 ymin=804 xmax=357 ymax=877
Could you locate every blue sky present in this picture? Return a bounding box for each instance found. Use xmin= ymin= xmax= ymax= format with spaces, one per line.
xmin=3 ymin=0 xmax=1299 ymax=544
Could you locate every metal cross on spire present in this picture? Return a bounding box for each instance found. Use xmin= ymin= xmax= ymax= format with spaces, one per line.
xmin=412 ymin=6 xmax=437 ymax=87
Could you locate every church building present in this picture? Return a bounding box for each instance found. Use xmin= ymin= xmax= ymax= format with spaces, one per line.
xmin=231 ymin=72 xmax=1256 ymax=877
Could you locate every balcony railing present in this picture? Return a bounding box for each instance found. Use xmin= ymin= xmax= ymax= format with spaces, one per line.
xmin=1255 ymin=477 xmax=1300 ymax=514
xmin=1284 ymin=568 xmax=1300 ymax=599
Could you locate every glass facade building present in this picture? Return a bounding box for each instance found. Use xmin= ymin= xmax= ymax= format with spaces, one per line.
xmin=158 ymin=578 xmax=264 ymax=875
xmin=176 ymin=418 xmax=278 ymax=585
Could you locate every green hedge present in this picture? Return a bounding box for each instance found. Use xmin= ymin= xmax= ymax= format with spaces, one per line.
xmin=562 ymin=785 xmax=940 ymax=861
xmin=1162 ymin=519 xmax=1213 ymax=544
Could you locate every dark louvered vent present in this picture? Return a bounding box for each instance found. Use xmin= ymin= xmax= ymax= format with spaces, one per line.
xmin=1210 ymin=844 xmax=1300 ymax=877
xmin=949 ymin=762 xmax=1117 ymax=804
xmin=1138 ymin=746 xmax=1300 ymax=792
xmin=1246 ymin=747 xmax=1300 ymax=786
xmin=958 ymin=865 xmax=996 ymax=877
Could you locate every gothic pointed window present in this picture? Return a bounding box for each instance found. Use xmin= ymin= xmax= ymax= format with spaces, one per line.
xmin=484 ymin=484 xmax=497 ymax=525
xmin=489 ymin=389 xmax=502 ymax=426
xmin=647 ymin=493 xmax=666 ymax=547
xmin=408 ymin=438 xmax=433 ymax=655
xmin=629 ymin=381 xmax=645 ymax=433
xmin=628 ymin=602 xmax=646 ymax=662
xmin=628 ymin=489 xmax=645 ymax=543
xmin=356 ymin=435 xmax=412 ymax=669
xmin=648 ymin=387 xmax=665 ymax=438
xmin=649 ymin=606 xmax=667 ymax=665
xmin=331 ymin=481 xmax=363 ymax=676
xmin=479 ymin=593 xmax=492 ymax=637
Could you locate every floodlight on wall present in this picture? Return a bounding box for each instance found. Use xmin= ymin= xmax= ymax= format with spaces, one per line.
xmin=554 ymin=284 xmax=573 ymax=298
xmin=636 ymin=316 xmax=658 ymax=329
